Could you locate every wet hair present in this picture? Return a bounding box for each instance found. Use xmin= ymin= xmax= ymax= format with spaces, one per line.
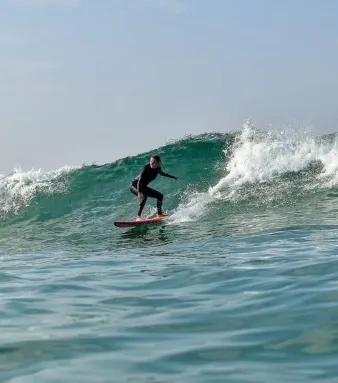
xmin=151 ymin=155 xmax=161 ymax=164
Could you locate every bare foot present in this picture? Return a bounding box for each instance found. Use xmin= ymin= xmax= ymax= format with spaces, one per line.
xmin=136 ymin=216 xmax=143 ymax=221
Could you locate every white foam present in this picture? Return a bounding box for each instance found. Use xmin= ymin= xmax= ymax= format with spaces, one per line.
xmin=211 ymin=123 xmax=318 ymax=194
xmin=171 ymin=121 xmax=338 ymax=222
xmin=0 ymin=165 xmax=79 ymax=217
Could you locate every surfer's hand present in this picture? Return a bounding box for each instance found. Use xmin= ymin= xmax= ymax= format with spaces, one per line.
xmin=174 ymin=176 xmax=180 ymax=181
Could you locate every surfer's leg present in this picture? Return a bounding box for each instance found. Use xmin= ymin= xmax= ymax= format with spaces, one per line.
xmin=138 ymin=194 xmax=147 ymax=216
xmin=129 ymin=184 xmax=138 ymax=196
xmin=130 ymin=182 xmax=147 ymax=217
xmin=144 ymin=187 xmax=164 ymax=215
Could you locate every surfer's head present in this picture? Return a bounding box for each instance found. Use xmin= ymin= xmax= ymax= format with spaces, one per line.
xmin=150 ymin=155 xmax=161 ymax=169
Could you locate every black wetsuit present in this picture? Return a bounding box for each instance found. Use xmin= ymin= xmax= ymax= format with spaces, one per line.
xmin=130 ymin=164 xmax=176 ymax=216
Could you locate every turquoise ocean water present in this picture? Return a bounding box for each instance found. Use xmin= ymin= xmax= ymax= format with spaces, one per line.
xmin=1 ymin=124 xmax=338 ymax=382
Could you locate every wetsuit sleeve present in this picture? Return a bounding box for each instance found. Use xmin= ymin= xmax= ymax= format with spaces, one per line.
xmin=159 ymin=169 xmax=177 ymax=179
xmin=137 ymin=165 xmax=148 ymax=191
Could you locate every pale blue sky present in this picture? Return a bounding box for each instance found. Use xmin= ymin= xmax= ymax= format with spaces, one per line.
xmin=1 ymin=0 xmax=338 ymax=172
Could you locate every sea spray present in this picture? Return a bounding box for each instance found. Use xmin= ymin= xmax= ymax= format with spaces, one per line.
xmin=171 ymin=122 xmax=338 ymax=222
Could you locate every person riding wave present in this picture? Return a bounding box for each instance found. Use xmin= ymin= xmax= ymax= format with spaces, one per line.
xmin=130 ymin=155 xmax=179 ymax=221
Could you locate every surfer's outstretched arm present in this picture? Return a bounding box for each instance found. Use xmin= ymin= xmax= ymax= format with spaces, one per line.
xmin=159 ymin=169 xmax=179 ymax=180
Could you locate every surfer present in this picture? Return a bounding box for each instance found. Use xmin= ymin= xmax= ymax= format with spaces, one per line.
xmin=130 ymin=155 xmax=179 ymax=221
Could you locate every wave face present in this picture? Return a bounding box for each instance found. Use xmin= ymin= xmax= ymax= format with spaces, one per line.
xmin=2 ymin=122 xmax=338 ymax=240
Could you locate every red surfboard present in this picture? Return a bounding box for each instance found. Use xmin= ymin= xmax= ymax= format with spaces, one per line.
xmin=114 ymin=214 xmax=168 ymax=228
